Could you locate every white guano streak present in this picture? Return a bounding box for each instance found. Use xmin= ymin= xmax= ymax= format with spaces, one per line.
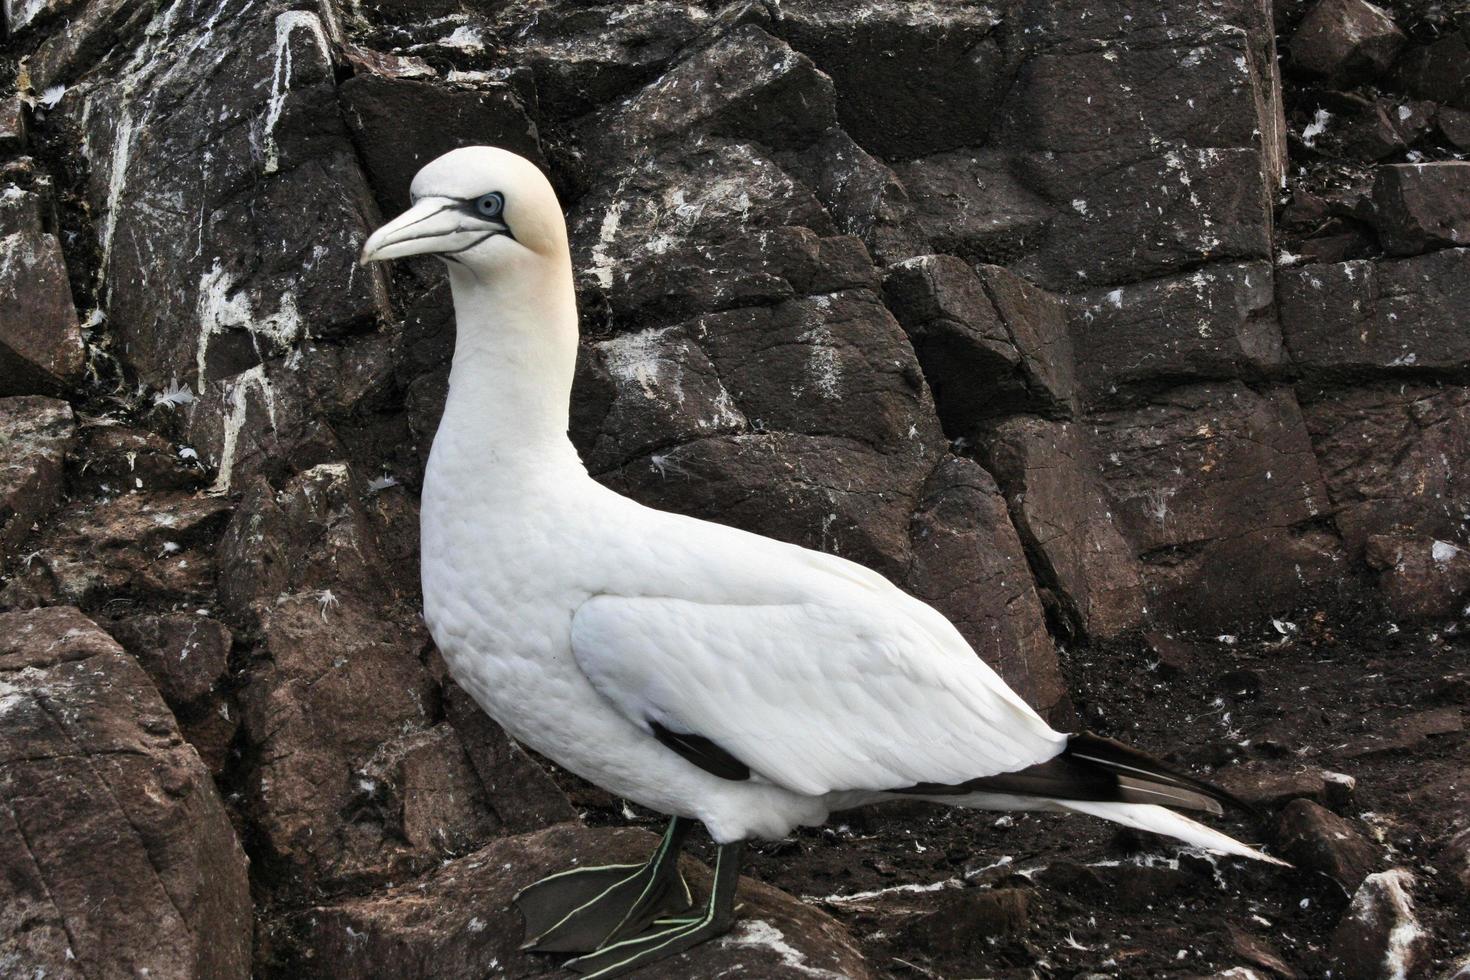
xmin=261 ymin=11 xmax=332 ymax=174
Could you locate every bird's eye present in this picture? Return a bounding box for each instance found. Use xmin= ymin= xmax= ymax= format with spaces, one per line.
xmin=475 ymin=192 xmax=505 ymax=218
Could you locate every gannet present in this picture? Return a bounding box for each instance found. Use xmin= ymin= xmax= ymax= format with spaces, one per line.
xmin=360 ymin=146 xmax=1284 ymax=978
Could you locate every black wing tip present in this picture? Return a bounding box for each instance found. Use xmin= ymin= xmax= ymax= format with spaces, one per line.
xmin=1065 ymin=731 xmax=1259 ymax=819
xmin=649 ymin=720 xmax=752 ymax=782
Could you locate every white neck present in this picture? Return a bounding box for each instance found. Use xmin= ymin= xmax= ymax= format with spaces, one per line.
xmin=435 ymin=250 xmax=586 ymax=478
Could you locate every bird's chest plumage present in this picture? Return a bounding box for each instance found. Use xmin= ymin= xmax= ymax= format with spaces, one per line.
xmin=418 ymin=448 xmax=590 ymax=742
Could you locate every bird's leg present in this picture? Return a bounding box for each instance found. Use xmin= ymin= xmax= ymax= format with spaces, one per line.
xmin=563 ymin=839 xmax=747 ymax=979
xmin=516 ymin=817 xmax=695 ymax=954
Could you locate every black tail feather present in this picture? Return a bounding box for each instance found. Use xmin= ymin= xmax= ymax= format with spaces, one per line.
xmin=893 ymin=731 xmax=1254 ymax=817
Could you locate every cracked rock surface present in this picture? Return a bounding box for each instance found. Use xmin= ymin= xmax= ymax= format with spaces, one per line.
xmin=1 ymin=0 xmax=1468 ymax=976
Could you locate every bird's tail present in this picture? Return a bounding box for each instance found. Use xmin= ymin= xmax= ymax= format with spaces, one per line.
xmin=1055 ymin=799 xmax=1287 ymax=865
xmin=901 ymin=731 xmax=1287 ymax=865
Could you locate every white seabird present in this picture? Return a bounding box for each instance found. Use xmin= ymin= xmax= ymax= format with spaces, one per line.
xmin=360 ymin=146 xmax=1285 ymax=978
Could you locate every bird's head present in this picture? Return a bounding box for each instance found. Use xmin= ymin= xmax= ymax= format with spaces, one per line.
xmin=359 ymin=146 xmax=566 ymax=274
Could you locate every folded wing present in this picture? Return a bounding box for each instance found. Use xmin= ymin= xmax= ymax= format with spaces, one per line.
xmin=570 ymin=591 xmax=1066 ymax=797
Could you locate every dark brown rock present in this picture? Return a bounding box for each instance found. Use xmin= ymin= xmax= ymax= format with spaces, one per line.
xmin=1434 ymin=827 xmax=1470 ymax=899
xmin=905 ymin=456 xmax=1065 ymax=717
xmin=1365 ymin=534 xmax=1470 ymax=620
xmin=77 ymin=2 xmax=390 ymax=392
xmin=884 ymin=255 xmax=1075 ymax=431
xmin=106 ymin=611 xmax=232 ymax=708
xmin=0 ymin=94 xmax=25 ymax=152
xmin=441 ymin=681 xmax=577 ymax=833
xmin=888 ymin=150 xmax=1052 ymax=268
xmin=590 ymin=24 xmax=837 ymax=157
xmin=340 ymin=73 xmax=543 ymax=215
xmin=27 ymin=0 xmax=155 ymax=90
xmin=71 ymin=424 xmax=206 ymax=496
xmin=1068 ymin=263 xmax=1282 ymax=407
xmin=1275 ymin=799 xmax=1381 ymax=890
xmin=897 ymin=887 xmax=1029 ymax=957
xmin=486 ymin=0 xmax=735 ymax=120
xmin=776 ymin=1 xmax=1005 ymax=158
xmin=567 ymin=139 xmax=836 ymax=317
xmin=1395 ymin=28 xmax=1470 ymax=110
xmin=1215 ymin=762 xmax=1356 ymax=810
xmin=1280 ymin=249 xmax=1470 ymax=375
xmin=993 ymin=1 xmax=1283 ymax=289
xmin=1440 ymin=106 xmax=1470 ymax=151
xmin=1 ymin=491 xmax=233 ymax=610
xmin=0 ymin=395 xmax=74 ymax=556
xmin=282 ymin=823 xmax=872 ymax=980
xmin=1369 ymin=164 xmax=1470 ymax=257
xmin=0 ymin=606 xmax=251 ymax=979
xmin=0 ymin=186 xmax=83 ymax=395
xmin=1341 ymin=706 xmax=1464 ymax=758
xmin=1301 ymin=384 xmax=1470 ymax=554
xmin=1327 ymin=870 xmax=1431 ymax=980
xmin=984 ymin=417 xmax=1145 ymax=640
xmin=1088 ymin=383 xmax=1337 ymax=628
xmin=1225 ymin=924 xmax=1298 ymax=978
xmin=1290 ymin=0 xmax=1405 ymax=82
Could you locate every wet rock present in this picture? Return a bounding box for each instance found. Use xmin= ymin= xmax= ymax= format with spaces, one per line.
xmin=0 ymin=395 xmax=74 ymax=556
xmin=1369 ymin=163 xmax=1470 ymax=257
xmin=341 ymin=73 xmax=543 ymax=215
xmin=1365 ymin=534 xmax=1470 ymax=620
xmin=0 ymin=606 xmax=251 ymax=979
xmin=1275 ymin=799 xmax=1381 ymax=890
xmin=984 ymin=417 xmax=1145 ymax=640
xmin=1 ymin=491 xmax=233 ymax=610
xmin=888 ymin=150 xmax=1052 ymax=268
xmin=281 ymin=823 xmax=872 ymax=980
xmin=441 ymin=680 xmax=577 ymax=833
xmin=776 ymin=1 xmax=1005 ymax=158
xmin=883 ymin=255 xmax=1075 ymax=432
xmin=1088 ymin=383 xmax=1336 ymax=628
xmin=0 ymin=186 xmax=83 ymax=395
xmin=1068 ymin=262 xmax=1282 ymax=407
xmin=1327 ymin=869 xmax=1431 ymax=980
xmin=1301 ymin=384 xmax=1470 ymax=554
xmin=77 ymin=1 xmax=390 ymax=391
xmin=1290 ymin=0 xmax=1405 ymax=82
xmin=897 ymin=887 xmax=1029 ymax=958
xmin=590 ymin=24 xmax=837 ymax=157
xmin=1279 ymin=249 xmax=1470 ymax=375
xmin=906 ymin=456 xmax=1065 ymax=717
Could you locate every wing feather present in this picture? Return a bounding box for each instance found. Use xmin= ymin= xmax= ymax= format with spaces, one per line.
xmin=571 ymin=588 xmax=1065 ymax=797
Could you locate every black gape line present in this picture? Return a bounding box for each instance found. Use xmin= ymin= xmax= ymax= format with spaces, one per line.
xmin=515 ymin=817 xmax=747 ymax=979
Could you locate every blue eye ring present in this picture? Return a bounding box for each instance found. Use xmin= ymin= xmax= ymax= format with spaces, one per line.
xmin=475 ymin=192 xmax=505 ymax=218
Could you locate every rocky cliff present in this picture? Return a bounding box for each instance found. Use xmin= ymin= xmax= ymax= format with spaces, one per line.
xmin=1 ymin=0 xmax=1467 ymax=976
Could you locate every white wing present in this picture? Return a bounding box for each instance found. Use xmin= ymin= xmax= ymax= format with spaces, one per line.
xmin=570 ymin=576 xmax=1066 ymax=797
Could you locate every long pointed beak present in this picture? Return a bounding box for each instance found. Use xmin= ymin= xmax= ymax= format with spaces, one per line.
xmin=359 ymin=198 xmax=494 ymax=265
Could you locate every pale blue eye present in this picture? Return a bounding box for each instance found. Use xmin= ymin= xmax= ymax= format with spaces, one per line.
xmin=476 ymin=192 xmax=504 ymax=218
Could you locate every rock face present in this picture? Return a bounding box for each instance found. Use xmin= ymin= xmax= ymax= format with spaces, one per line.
xmin=0 ymin=607 xmax=251 ymax=980
xmin=280 ymin=824 xmax=872 ymax=980
xmin=4 ymin=0 xmax=1470 ymax=976
xmin=0 ymin=395 xmax=74 ymax=554
xmin=0 ymin=186 xmax=83 ymax=395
